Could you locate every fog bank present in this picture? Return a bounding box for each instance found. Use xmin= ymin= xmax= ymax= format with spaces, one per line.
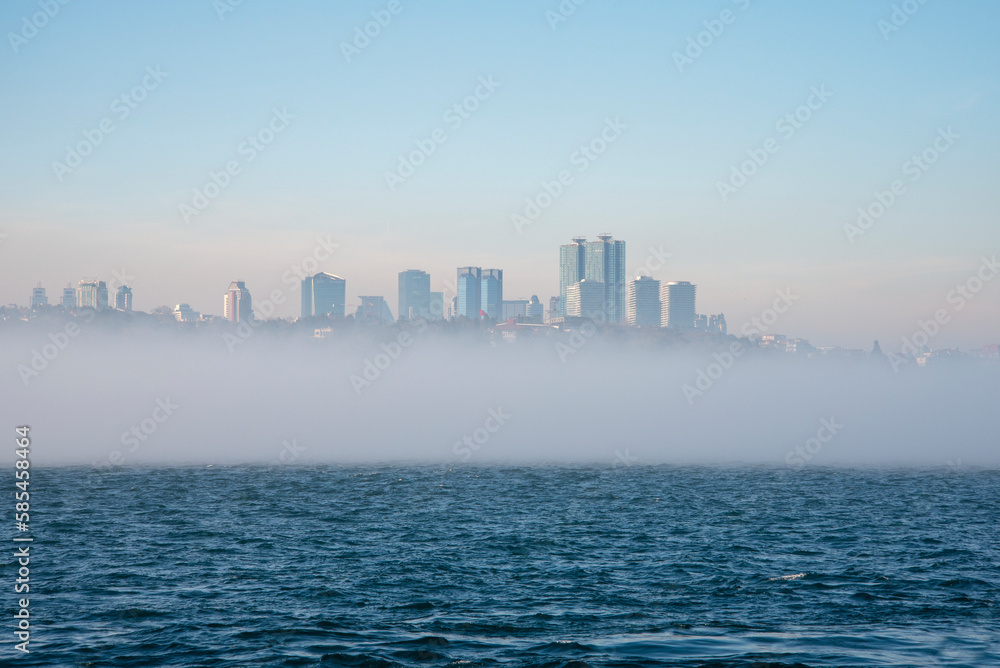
xmin=3 ymin=324 xmax=997 ymax=469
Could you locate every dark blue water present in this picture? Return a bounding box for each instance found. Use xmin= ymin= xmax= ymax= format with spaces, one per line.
xmin=12 ymin=466 xmax=999 ymax=667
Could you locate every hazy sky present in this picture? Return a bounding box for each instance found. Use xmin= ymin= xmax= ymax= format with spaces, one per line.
xmin=2 ymin=0 xmax=998 ymax=349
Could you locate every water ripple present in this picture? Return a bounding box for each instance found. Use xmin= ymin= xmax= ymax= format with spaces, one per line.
xmin=16 ymin=465 xmax=1000 ymax=666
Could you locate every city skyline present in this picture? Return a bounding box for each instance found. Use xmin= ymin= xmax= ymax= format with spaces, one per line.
xmin=2 ymin=1 xmax=998 ymax=349
xmin=4 ymin=4 xmax=999 ymax=664
xmin=11 ymin=245 xmax=1000 ymax=353
xmin=11 ymin=233 xmax=711 ymax=328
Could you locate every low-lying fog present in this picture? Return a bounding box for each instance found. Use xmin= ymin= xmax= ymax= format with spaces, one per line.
xmin=3 ymin=318 xmax=997 ymax=469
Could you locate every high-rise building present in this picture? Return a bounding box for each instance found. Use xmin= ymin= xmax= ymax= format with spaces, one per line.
xmin=398 ymin=270 xmax=431 ymax=320
xmin=61 ymin=285 xmax=75 ymax=309
xmin=565 ymin=280 xmax=606 ymax=319
xmin=302 ymin=272 xmax=346 ymax=318
xmin=318 ymin=274 xmax=344 ymax=317
xmin=173 ymin=304 xmax=199 ymax=322
xmin=558 ymin=237 xmax=586 ymax=316
xmin=115 ymin=285 xmax=133 ymax=311
xmin=585 ymin=234 xmax=626 ymax=323
xmin=224 ymin=280 xmax=253 ymax=323
xmin=547 ymin=296 xmax=560 ymax=322
xmin=661 ymin=281 xmax=696 ymax=329
xmin=77 ymin=280 xmax=109 ymax=310
xmin=480 ymin=269 xmax=503 ymax=320
xmin=695 ymin=313 xmax=727 ymax=335
xmin=30 ymin=284 xmax=47 ymax=309
xmin=559 ymin=235 xmax=626 ymax=322
xmin=456 ymin=267 xmax=482 ymax=318
xmin=627 ymin=276 xmax=661 ymax=326
xmin=526 ymin=295 xmax=544 ymax=321
xmin=501 ymin=299 xmax=529 ymax=320
xmin=356 ymin=296 xmax=394 ymax=323
xmin=429 ymin=292 xmax=444 ymax=321
xmin=301 ymin=276 xmax=312 ymax=317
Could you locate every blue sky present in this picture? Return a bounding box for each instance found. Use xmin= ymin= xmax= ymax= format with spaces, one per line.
xmin=1 ymin=0 xmax=998 ymax=348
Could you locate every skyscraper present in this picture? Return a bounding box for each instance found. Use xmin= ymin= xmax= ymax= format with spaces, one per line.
xmin=585 ymin=234 xmax=626 ymax=323
xmin=480 ymin=269 xmax=503 ymax=320
xmin=77 ymin=280 xmax=109 ymax=310
xmin=356 ymin=296 xmax=394 ymax=323
xmin=302 ymin=272 xmax=346 ymax=318
xmin=547 ymin=296 xmax=560 ymax=322
xmin=115 ymin=285 xmax=133 ymax=311
xmin=501 ymin=299 xmax=528 ymax=320
xmin=398 ymin=270 xmax=431 ymax=320
xmin=661 ymin=281 xmax=696 ymax=329
xmin=429 ymin=292 xmax=444 ymax=320
xmin=301 ymin=275 xmax=312 ymax=318
xmin=565 ymin=280 xmax=606 ymax=319
xmin=559 ymin=235 xmax=626 ymax=322
xmin=627 ymin=276 xmax=661 ymax=326
xmin=558 ymin=237 xmax=586 ymax=316
xmin=526 ymin=295 xmax=544 ymax=321
xmin=60 ymin=285 xmax=75 ymax=309
xmin=30 ymin=284 xmax=47 ymax=309
xmin=694 ymin=313 xmax=727 ymax=334
xmin=456 ymin=267 xmax=482 ymax=318
xmin=224 ymin=280 xmax=253 ymax=323
xmin=173 ymin=304 xmax=199 ymax=321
